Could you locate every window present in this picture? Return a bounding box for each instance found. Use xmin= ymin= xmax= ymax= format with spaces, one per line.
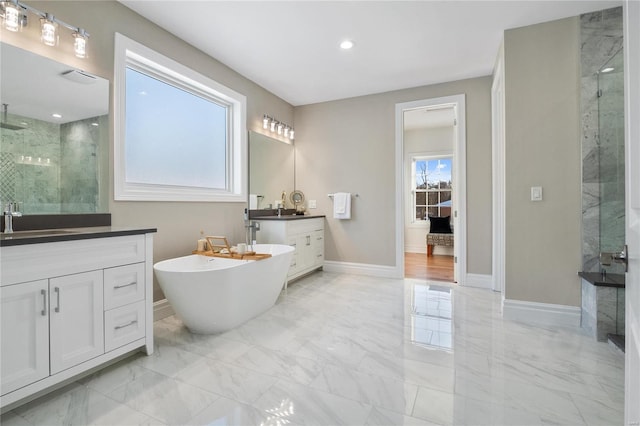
xmin=412 ymin=156 xmax=452 ymax=221
xmin=114 ymin=33 xmax=246 ymax=202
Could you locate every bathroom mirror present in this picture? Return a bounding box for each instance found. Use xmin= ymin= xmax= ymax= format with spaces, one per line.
xmin=248 ymin=131 xmax=295 ymax=210
xmin=0 ymin=42 xmax=109 ymax=215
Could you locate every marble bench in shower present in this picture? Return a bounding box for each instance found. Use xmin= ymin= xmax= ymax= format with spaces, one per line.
xmin=579 ymin=272 xmax=625 ymax=342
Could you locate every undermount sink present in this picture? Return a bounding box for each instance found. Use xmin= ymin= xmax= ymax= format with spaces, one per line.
xmin=1 ymin=229 xmax=76 ymax=239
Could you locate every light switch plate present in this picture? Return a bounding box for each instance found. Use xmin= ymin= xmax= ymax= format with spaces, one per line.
xmin=309 ymin=200 xmax=317 ymax=209
xmin=531 ymin=186 xmax=543 ymax=201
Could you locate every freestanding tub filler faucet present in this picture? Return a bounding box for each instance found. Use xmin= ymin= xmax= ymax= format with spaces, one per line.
xmin=3 ymin=202 xmax=22 ymax=233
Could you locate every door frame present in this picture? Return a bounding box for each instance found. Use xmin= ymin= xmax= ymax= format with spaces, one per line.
xmin=395 ymin=94 xmax=467 ymax=283
xmin=623 ymin=0 xmax=639 ymax=422
xmin=492 ymin=46 xmax=505 ymax=294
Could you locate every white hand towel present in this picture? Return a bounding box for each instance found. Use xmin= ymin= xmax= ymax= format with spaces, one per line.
xmin=249 ymin=194 xmax=258 ymax=210
xmin=333 ymin=192 xmax=351 ymax=219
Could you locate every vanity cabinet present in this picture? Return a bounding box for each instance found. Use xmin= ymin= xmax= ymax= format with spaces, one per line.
xmin=257 ymin=217 xmax=324 ymax=280
xmin=49 ymin=270 xmax=105 ymax=374
xmin=0 ymin=280 xmax=50 ymax=396
xmin=0 ymin=231 xmax=154 ymax=410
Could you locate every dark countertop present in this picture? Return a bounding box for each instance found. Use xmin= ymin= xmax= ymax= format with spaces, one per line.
xmin=251 ymin=215 xmax=326 ymax=221
xmin=579 ymin=271 xmax=625 ymax=288
xmin=0 ymin=226 xmax=157 ymax=247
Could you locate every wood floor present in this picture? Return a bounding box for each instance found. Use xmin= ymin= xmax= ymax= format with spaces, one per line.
xmin=405 ymin=252 xmax=454 ymax=282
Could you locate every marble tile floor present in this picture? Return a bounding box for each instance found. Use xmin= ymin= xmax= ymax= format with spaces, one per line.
xmin=1 ymin=272 xmax=624 ymax=425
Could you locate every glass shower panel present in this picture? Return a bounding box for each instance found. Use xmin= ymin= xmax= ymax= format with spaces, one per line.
xmin=597 ymin=48 xmax=625 ymax=268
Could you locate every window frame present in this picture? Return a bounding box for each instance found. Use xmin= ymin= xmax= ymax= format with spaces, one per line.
xmin=114 ymin=33 xmax=247 ymax=202
xmin=411 ymin=154 xmax=453 ymax=224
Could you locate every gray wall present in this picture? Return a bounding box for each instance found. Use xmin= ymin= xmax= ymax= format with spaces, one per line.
xmin=2 ymin=1 xmax=294 ymax=301
xmin=504 ymin=17 xmax=582 ymax=306
xmin=294 ymin=77 xmax=492 ymax=275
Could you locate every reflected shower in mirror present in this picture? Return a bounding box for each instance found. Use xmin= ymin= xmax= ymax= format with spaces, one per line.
xmin=248 ymin=131 xmax=294 ymax=210
xmin=0 ymin=43 xmax=109 ymax=214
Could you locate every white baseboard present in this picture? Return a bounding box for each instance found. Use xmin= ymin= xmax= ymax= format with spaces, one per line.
xmin=323 ymin=261 xmax=400 ymax=279
xmin=502 ymin=298 xmax=581 ymax=328
xmin=405 ymin=245 xmax=427 ymax=254
xmin=153 ymin=299 xmax=174 ymax=321
xmin=464 ymin=273 xmax=493 ymax=289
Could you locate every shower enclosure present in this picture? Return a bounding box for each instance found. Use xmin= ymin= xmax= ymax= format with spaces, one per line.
xmin=597 ymin=47 xmax=625 ymax=272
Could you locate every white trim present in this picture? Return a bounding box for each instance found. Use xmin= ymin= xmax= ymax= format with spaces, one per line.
xmin=502 ymin=299 xmax=581 ymax=328
xmin=153 ymin=299 xmax=174 ymax=321
xmin=323 ymin=261 xmax=400 ymax=279
xmin=395 ymin=95 xmax=467 ymax=284
xmin=492 ymin=42 xmax=506 ymax=294
xmin=114 ymin=33 xmax=247 ymax=202
xmin=465 ymin=273 xmax=493 ymax=290
xmin=405 ymin=244 xmax=427 ymax=254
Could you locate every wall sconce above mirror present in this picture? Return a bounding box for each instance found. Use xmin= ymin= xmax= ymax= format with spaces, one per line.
xmin=1 ymin=0 xmax=90 ymax=58
xmin=262 ymin=114 xmax=294 ymax=141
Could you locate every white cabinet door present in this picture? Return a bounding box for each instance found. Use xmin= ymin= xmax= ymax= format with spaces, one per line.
xmin=0 ymin=280 xmax=49 ymax=395
xmin=49 ymin=271 xmax=104 ymax=374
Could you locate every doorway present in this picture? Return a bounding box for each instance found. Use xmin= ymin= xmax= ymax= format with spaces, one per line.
xmin=395 ymin=95 xmax=467 ymax=283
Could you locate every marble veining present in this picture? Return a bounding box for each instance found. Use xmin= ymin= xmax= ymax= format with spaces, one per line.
xmin=580 ymin=6 xmax=625 ymax=273
xmin=1 ymin=272 xmax=624 ymax=425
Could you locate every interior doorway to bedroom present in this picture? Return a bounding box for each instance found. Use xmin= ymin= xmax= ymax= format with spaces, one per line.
xmin=396 ymin=95 xmax=466 ymax=283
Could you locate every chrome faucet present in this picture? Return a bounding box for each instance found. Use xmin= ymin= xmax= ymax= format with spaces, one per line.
xmin=3 ymin=202 xmax=22 ymax=233
xmin=245 ymin=220 xmax=260 ymax=246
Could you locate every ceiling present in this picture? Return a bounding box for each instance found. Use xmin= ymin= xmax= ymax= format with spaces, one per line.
xmin=119 ymin=0 xmax=621 ymax=107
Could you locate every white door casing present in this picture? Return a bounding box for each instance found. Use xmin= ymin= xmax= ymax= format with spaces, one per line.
xmin=492 ymin=43 xmax=505 ymax=294
xmin=395 ymin=94 xmax=467 ymax=283
xmin=624 ymin=0 xmax=640 ymax=423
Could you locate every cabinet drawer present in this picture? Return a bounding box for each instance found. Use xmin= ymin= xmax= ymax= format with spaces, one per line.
xmin=104 ymin=301 xmax=145 ymax=352
xmin=104 ymin=263 xmax=145 ymax=310
xmin=287 ymin=218 xmax=324 ymax=235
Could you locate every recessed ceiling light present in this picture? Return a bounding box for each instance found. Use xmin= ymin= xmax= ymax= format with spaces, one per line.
xmin=91 ymin=122 xmax=99 ymax=127
xmin=340 ymin=40 xmax=354 ymax=50
xmin=600 ymin=67 xmax=615 ymax=73
xmin=52 ymin=113 xmax=62 ymax=118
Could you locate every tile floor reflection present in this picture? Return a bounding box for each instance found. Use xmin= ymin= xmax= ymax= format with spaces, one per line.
xmin=1 ymin=272 xmax=624 ymax=425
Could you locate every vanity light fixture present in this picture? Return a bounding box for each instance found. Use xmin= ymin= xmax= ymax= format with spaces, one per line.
xmin=1 ymin=0 xmax=90 ymax=57
xmin=262 ymin=114 xmax=295 ymax=141
xmin=2 ymin=0 xmax=21 ymax=31
xmin=40 ymin=13 xmax=57 ymax=46
xmin=73 ymin=28 xmax=88 ymax=58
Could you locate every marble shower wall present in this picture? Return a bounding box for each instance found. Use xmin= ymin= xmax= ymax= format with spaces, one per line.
xmin=0 ymin=113 xmax=107 ymax=214
xmin=60 ymin=115 xmax=108 ymax=213
xmin=580 ymin=7 xmax=624 ymax=273
xmin=0 ymin=114 xmax=61 ymax=213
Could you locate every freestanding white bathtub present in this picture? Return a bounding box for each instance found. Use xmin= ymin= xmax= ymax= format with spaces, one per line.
xmin=153 ymin=244 xmax=294 ymax=334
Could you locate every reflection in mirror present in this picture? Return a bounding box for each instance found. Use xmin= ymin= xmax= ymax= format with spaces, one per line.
xmin=0 ymin=43 xmax=109 ymax=214
xmin=248 ymin=131 xmax=294 ymax=210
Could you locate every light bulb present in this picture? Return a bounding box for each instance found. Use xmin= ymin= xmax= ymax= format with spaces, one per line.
xmin=3 ymin=1 xmax=21 ymax=32
xmin=73 ymin=29 xmax=88 ymax=58
xmin=270 ymin=121 xmax=276 ymax=132
xmin=284 ymin=127 xmax=289 ymax=138
xmin=277 ymin=123 xmax=283 ymax=135
xmin=289 ymin=129 xmax=295 ymax=140
xmin=263 ymin=115 xmax=269 ymax=129
xmin=40 ymin=14 xmax=58 ymax=46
